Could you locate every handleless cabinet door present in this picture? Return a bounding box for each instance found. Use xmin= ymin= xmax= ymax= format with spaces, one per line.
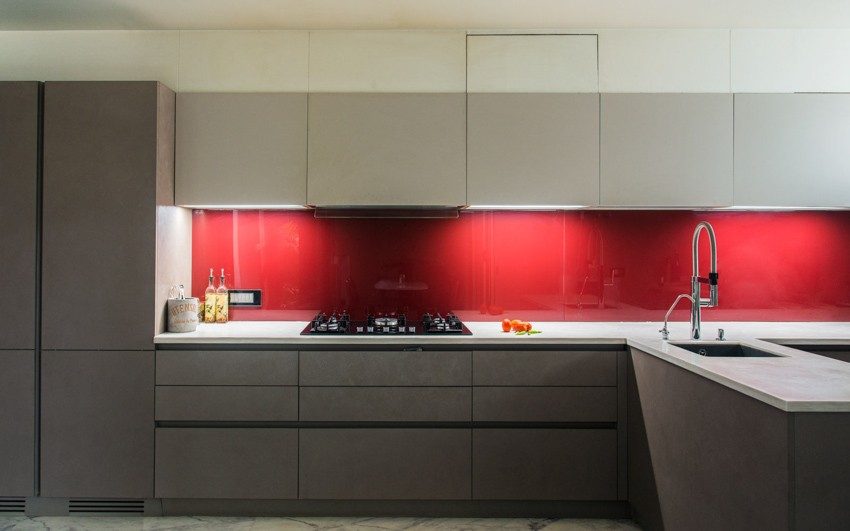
xmin=300 ymin=428 xmax=471 ymax=500
xmin=300 ymin=350 xmax=471 ymax=386
xmin=156 ymin=350 xmax=298 ymax=385
xmin=467 ymin=93 xmax=599 ymax=207
xmin=41 ymin=350 xmax=154 ymax=498
xmin=307 ymin=93 xmax=466 ymax=206
xmin=156 ymin=428 xmax=297 ymax=499
xmin=175 ymin=93 xmax=307 ymax=206
xmin=42 ymin=81 xmax=172 ymax=350
xmin=734 ymin=94 xmax=850 ymax=207
xmin=473 ymin=429 xmax=617 ymax=500
xmin=0 ymin=351 xmax=35 ymax=496
xmin=600 ymin=93 xmax=733 ymax=207
xmin=0 ymin=82 xmax=39 ymax=350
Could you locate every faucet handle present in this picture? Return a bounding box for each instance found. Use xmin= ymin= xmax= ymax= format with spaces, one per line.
xmin=716 ymin=328 xmax=725 ymax=341
xmin=659 ymin=327 xmax=670 ymax=340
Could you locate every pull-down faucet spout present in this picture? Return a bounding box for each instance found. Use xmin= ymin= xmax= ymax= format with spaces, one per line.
xmin=690 ymin=221 xmax=719 ymax=339
xmin=660 ymin=221 xmax=719 ymax=340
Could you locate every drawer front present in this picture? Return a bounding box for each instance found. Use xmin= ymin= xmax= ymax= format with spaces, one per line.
xmin=155 ymin=428 xmax=297 ymax=499
xmin=473 ymin=387 xmax=617 ymax=422
xmin=156 ymin=350 xmax=297 ymax=385
xmin=473 ymin=428 xmax=617 ymax=500
xmin=300 ymin=387 xmax=471 ymax=422
xmin=300 ymin=350 xmax=471 ymax=386
xmin=473 ymin=350 xmax=617 ymax=386
xmin=155 ymin=386 xmax=297 ymax=421
xmin=300 ymin=428 xmax=471 ymax=500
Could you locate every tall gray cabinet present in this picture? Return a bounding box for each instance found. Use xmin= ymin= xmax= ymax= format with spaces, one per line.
xmin=0 ymin=82 xmax=39 ymax=497
xmin=40 ymin=81 xmax=174 ymax=498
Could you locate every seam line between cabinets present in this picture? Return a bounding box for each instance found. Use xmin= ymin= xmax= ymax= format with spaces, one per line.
xmin=732 ymin=92 xmax=736 ymax=205
xmin=34 ymin=81 xmax=44 ymax=497
xmin=305 ymin=33 xmax=311 ymax=206
xmin=598 ymin=92 xmax=602 ymax=206
xmin=153 ymin=342 xmax=157 ymax=498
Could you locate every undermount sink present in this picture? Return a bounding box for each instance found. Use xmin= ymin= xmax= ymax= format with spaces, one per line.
xmin=671 ymin=342 xmax=781 ymax=358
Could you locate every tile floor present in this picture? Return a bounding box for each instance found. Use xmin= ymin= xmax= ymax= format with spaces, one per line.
xmin=0 ymin=516 xmax=640 ymax=530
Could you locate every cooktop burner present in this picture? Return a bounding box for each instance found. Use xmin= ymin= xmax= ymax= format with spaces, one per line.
xmin=301 ymin=311 xmax=472 ymax=336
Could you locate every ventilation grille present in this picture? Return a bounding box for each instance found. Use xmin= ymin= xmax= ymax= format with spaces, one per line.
xmin=69 ymin=499 xmax=145 ymax=514
xmin=0 ymin=497 xmax=26 ymax=513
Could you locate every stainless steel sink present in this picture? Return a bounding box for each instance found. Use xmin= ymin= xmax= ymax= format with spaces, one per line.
xmin=671 ymin=342 xmax=781 ymax=357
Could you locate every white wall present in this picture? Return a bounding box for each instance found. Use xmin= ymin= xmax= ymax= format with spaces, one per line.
xmin=3 ymin=28 xmax=850 ymax=93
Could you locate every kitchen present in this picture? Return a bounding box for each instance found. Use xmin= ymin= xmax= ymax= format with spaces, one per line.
xmin=1 ymin=1 xmax=849 ymax=530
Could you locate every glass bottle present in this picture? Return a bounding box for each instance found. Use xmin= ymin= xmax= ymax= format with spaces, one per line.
xmin=203 ymin=268 xmax=216 ymax=323
xmin=215 ymin=268 xmax=229 ymax=323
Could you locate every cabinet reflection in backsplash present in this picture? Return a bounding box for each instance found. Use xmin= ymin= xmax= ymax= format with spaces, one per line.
xmin=192 ymin=210 xmax=850 ymax=322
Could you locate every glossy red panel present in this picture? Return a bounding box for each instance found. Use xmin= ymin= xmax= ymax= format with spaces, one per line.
xmin=192 ymin=210 xmax=850 ymax=322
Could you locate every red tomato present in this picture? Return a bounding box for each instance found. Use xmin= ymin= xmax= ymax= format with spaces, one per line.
xmin=501 ymin=319 xmax=512 ymax=332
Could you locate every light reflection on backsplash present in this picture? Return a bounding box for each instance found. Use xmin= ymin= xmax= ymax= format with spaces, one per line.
xmin=192 ymin=210 xmax=850 ymax=322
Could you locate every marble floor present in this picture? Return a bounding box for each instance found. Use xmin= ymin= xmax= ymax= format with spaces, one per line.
xmin=0 ymin=516 xmax=640 ymax=530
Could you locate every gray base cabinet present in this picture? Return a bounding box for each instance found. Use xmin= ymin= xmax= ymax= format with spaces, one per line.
xmin=153 ymin=346 xmax=626 ymax=505
xmin=0 ymin=351 xmax=35 ymax=496
xmin=156 ymin=428 xmax=298 ymax=499
xmin=299 ymin=429 xmax=471 ymax=500
xmin=628 ymin=347 xmax=850 ymax=531
xmin=473 ymin=429 xmax=618 ymax=500
xmin=41 ymin=351 xmax=154 ymax=498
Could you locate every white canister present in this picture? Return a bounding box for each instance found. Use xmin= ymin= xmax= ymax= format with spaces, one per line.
xmin=167 ymin=297 xmax=199 ymax=333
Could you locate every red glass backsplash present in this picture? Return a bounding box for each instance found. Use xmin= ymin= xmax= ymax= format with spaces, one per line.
xmin=192 ymin=210 xmax=850 ymax=322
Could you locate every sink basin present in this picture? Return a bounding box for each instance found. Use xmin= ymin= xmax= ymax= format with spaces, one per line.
xmin=671 ymin=343 xmax=781 ymax=358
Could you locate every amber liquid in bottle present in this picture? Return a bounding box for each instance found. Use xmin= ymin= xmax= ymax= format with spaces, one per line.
xmin=203 ymin=268 xmax=217 ymax=323
xmin=215 ymin=268 xmax=229 ymax=323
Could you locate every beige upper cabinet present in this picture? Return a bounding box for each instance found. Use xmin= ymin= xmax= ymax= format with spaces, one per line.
xmin=175 ymin=93 xmax=307 ymax=206
xmin=600 ymin=94 xmax=733 ymax=207
xmin=466 ymin=35 xmax=599 ymax=206
xmin=308 ymin=31 xmax=466 ymax=92
xmin=467 ymin=93 xmax=599 ymax=207
xmin=467 ymin=34 xmax=598 ymax=92
xmin=734 ymin=94 xmax=850 ymax=207
xmin=307 ymin=93 xmax=466 ymax=207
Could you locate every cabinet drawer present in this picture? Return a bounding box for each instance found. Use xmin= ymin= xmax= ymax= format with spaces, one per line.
xmin=300 ymin=387 xmax=470 ymax=422
xmin=155 ymin=428 xmax=297 ymax=499
xmin=473 ymin=387 xmax=617 ymax=422
xmin=300 ymin=428 xmax=471 ymax=499
xmin=473 ymin=429 xmax=617 ymax=500
xmin=300 ymin=350 xmax=471 ymax=386
xmin=156 ymin=350 xmax=297 ymax=385
xmin=155 ymin=386 xmax=297 ymax=421
xmin=473 ymin=350 xmax=617 ymax=386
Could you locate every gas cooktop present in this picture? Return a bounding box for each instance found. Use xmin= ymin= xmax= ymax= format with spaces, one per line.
xmin=301 ymin=311 xmax=472 ymax=335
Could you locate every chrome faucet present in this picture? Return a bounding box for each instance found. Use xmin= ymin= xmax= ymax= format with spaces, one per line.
xmin=659 ymin=221 xmax=719 ymax=340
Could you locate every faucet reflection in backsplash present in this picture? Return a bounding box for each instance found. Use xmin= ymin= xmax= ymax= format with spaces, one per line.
xmin=660 ymin=221 xmax=719 ymax=340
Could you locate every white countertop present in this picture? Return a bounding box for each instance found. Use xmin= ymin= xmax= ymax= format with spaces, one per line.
xmin=155 ymin=320 xmax=850 ymax=413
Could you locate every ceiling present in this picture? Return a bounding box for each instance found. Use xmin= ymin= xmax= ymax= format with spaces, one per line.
xmin=2 ymin=0 xmax=850 ymax=30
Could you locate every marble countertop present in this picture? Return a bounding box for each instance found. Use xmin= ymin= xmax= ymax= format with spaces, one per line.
xmin=155 ymin=320 xmax=850 ymax=413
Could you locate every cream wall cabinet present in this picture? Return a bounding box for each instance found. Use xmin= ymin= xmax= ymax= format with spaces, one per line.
xmin=307 ymin=93 xmax=466 ymax=207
